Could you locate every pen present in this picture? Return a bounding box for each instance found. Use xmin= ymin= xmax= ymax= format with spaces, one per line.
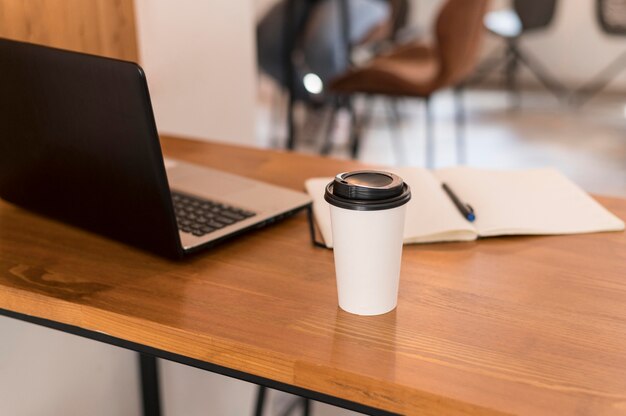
xmin=442 ymin=183 xmax=475 ymax=222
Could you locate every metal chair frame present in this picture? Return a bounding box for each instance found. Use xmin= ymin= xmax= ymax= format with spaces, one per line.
xmin=575 ymin=0 xmax=626 ymax=105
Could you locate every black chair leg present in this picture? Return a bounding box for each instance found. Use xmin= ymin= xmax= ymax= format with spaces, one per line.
xmin=505 ymin=40 xmax=521 ymax=109
xmin=320 ymin=99 xmax=340 ymax=155
xmin=286 ymin=94 xmax=297 ymax=150
xmin=347 ymin=98 xmax=360 ymax=159
xmin=469 ymin=42 xmax=566 ymax=105
xmin=424 ymin=96 xmax=434 ymax=169
xmin=349 ymin=96 xmax=373 ymax=159
xmin=466 ymin=46 xmax=509 ymax=85
xmin=282 ymin=0 xmax=306 ymax=151
xmin=384 ymin=99 xmax=405 ymax=165
xmin=269 ymin=88 xmax=287 ymax=148
xmin=388 ymin=98 xmax=403 ymax=124
xmin=453 ymin=86 xmax=466 ymax=165
xmin=511 ymin=45 xmax=566 ymax=101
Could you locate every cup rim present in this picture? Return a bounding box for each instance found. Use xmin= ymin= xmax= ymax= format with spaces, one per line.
xmin=325 ymin=181 xmax=411 ymax=211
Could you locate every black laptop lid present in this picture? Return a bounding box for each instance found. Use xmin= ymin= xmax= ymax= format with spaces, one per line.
xmin=0 ymin=38 xmax=183 ymax=258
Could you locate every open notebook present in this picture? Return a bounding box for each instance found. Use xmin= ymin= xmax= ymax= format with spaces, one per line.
xmin=305 ymin=167 xmax=624 ymax=248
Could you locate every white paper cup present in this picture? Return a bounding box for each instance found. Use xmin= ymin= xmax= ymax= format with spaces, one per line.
xmin=325 ymin=171 xmax=411 ymax=316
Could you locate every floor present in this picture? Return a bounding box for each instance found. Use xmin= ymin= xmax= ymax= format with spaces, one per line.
xmin=257 ymin=84 xmax=626 ymax=198
xmin=256 ymin=84 xmax=625 ymax=415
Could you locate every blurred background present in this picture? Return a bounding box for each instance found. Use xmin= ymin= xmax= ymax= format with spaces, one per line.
xmin=0 ymin=0 xmax=624 ymax=415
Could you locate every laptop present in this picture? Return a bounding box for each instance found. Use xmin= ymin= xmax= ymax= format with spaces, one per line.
xmin=0 ymin=38 xmax=312 ymax=259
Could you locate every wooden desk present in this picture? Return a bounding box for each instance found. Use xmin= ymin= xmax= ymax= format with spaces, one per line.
xmin=1 ymin=136 xmax=626 ymax=415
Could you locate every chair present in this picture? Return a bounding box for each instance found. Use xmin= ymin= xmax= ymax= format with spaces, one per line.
xmin=471 ymin=0 xmax=566 ymax=105
xmin=257 ymin=0 xmax=394 ymax=150
xmin=576 ymin=0 xmax=626 ymax=105
xmin=329 ymin=0 xmax=489 ymax=168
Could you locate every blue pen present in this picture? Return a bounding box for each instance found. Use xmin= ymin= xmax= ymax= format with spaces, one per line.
xmin=442 ymin=183 xmax=475 ymax=222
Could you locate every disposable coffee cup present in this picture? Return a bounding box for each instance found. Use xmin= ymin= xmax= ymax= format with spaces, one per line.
xmin=325 ymin=171 xmax=411 ymax=316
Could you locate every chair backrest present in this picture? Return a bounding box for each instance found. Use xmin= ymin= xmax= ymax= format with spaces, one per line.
xmin=435 ymin=0 xmax=490 ymax=87
xmin=597 ymin=0 xmax=626 ymax=35
xmin=514 ymin=0 xmax=558 ymax=32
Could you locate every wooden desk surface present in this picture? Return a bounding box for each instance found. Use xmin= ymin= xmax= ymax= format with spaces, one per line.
xmin=1 ymin=136 xmax=625 ymax=415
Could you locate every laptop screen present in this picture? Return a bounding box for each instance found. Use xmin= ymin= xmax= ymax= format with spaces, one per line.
xmin=0 ymin=38 xmax=183 ymax=258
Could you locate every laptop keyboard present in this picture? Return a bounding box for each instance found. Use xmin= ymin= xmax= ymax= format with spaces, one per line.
xmin=172 ymin=191 xmax=256 ymax=237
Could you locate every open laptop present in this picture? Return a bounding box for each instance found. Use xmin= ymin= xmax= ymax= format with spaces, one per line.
xmin=0 ymin=38 xmax=311 ymax=259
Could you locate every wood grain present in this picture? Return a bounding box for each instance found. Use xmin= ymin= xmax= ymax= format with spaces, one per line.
xmin=0 ymin=0 xmax=138 ymax=61
xmin=1 ymin=135 xmax=626 ymax=415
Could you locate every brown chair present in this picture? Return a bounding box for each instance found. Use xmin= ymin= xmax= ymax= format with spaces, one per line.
xmin=330 ymin=0 xmax=489 ymax=168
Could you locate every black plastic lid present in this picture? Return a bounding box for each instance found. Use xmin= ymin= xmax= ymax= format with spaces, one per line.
xmin=324 ymin=170 xmax=411 ymax=211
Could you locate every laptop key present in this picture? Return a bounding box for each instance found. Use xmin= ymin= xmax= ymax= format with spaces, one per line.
xmin=221 ymin=211 xmax=245 ymax=221
xmin=234 ymin=209 xmax=255 ymax=218
xmin=215 ymin=215 xmax=234 ymax=225
xmin=207 ymin=220 xmax=225 ymax=229
xmin=171 ymin=191 xmax=256 ymax=235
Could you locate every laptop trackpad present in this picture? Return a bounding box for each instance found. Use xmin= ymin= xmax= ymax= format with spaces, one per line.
xmin=166 ymin=159 xmax=254 ymax=198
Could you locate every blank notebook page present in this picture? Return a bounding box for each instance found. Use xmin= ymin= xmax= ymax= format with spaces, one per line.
xmin=434 ymin=167 xmax=625 ymax=236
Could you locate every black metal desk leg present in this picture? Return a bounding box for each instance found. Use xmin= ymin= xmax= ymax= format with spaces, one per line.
xmin=254 ymin=385 xmax=267 ymax=416
xmin=302 ymin=396 xmax=311 ymax=416
xmin=139 ymin=353 xmax=162 ymax=416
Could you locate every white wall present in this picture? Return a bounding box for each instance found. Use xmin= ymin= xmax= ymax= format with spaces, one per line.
xmin=0 ymin=317 xmax=141 ymax=416
xmin=134 ymin=0 xmax=258 ymax=145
